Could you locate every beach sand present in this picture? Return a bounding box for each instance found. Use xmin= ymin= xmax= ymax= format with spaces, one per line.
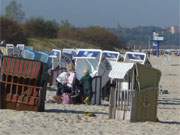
xmin=0 ymin=55 xmax=180 ymax=135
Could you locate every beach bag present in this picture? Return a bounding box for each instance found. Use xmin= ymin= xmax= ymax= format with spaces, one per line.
xmin=62 ymin=93 xmax=72 ymax=104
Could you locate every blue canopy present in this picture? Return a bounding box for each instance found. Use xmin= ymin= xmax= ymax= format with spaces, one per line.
xmin=103 ymin=52 xmax=118 ymax=59
xmin=127 ymin=53 xmax=145 ymax=60
xmin=76 ymin=50 xmax=100 ymax=58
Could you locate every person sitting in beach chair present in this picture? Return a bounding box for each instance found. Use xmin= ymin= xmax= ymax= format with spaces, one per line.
xmin=80 ymin=68 xmax=93 ymax=105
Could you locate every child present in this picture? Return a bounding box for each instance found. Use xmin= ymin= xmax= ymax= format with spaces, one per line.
xmin=80 ymin=68 xmax=93 ymax=105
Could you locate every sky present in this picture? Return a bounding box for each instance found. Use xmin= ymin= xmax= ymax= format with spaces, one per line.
xmin=0 ymin=0 xmax=179 ymax=27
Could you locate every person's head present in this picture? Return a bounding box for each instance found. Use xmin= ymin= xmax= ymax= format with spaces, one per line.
xmin=83 ymin=68 xmax=89 ymax=76
xmin=67 ymin=63 xmax=75 ymax=72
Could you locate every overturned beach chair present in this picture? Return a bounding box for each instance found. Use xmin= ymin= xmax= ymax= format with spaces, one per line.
xmin=0 ymin=56 xmax=48 ymax=111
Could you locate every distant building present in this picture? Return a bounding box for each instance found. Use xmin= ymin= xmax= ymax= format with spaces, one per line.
xmin=170 ymin=26 xmax=175 ymax=34
xmin=167 ymin=26 xmax=180 ymax=34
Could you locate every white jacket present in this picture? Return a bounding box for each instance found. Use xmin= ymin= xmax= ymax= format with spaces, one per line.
xmin=56 ymin=72 xmax=68 ymax=84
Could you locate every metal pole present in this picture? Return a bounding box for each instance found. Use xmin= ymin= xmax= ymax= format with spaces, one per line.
xmin=157 ymin=41 xmax=160 ymax=57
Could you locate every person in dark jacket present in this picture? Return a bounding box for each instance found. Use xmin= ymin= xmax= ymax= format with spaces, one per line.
xmin=80 ymin=69 xmax=93 ymax=104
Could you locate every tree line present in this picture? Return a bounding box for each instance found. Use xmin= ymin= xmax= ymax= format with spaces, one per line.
xmin=1 ymin=0 xmax=178 ymax=50
xmin=0 ymin=1 xmax=123 ymax=50
xmin=0 ymin=17 xmax=123 ymax=50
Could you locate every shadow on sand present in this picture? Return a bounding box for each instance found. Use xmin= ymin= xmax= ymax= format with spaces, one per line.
xmin=45 ymin=109 xmax=108 ymax=115
xmin=159 ymin=121 xmax=180 ymax=125
xmin=158 ymin=98 xmax=180 ymax=106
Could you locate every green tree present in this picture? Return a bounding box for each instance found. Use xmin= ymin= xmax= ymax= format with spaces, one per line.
xmin=0 ymin=17 xmax=27 ymax=44
xmin=58 ymin=25 xmax=123 ymax=50
xmin=24 ymin=17 xmax=59 ymax=38
xmin=5 ymin=0 xmax=25 ymax=22
xmin=60 ymin=20 xmax=73 ymax=28
xmin=58 ymin=20 xmax=78 ymax=39
xmin=80 ymin=26 xmax=121 ymax=50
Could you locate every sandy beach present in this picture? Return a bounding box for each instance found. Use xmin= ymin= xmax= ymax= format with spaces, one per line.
xmin=0 ymin=55 xmax=180 ymax=135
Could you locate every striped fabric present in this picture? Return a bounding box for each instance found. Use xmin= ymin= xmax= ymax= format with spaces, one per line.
xmin=1 ymin=56 xmax=42 ymax=79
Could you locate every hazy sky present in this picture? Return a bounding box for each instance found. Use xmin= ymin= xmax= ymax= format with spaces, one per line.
xmin=1 ymin=0 xmax=179 ymax=27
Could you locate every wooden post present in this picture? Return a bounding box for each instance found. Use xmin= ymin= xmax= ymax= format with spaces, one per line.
xmin=0 ymin=82 xmax=2 ymax=109
xmin=109 ymin=79 xmax=117 ymax=119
